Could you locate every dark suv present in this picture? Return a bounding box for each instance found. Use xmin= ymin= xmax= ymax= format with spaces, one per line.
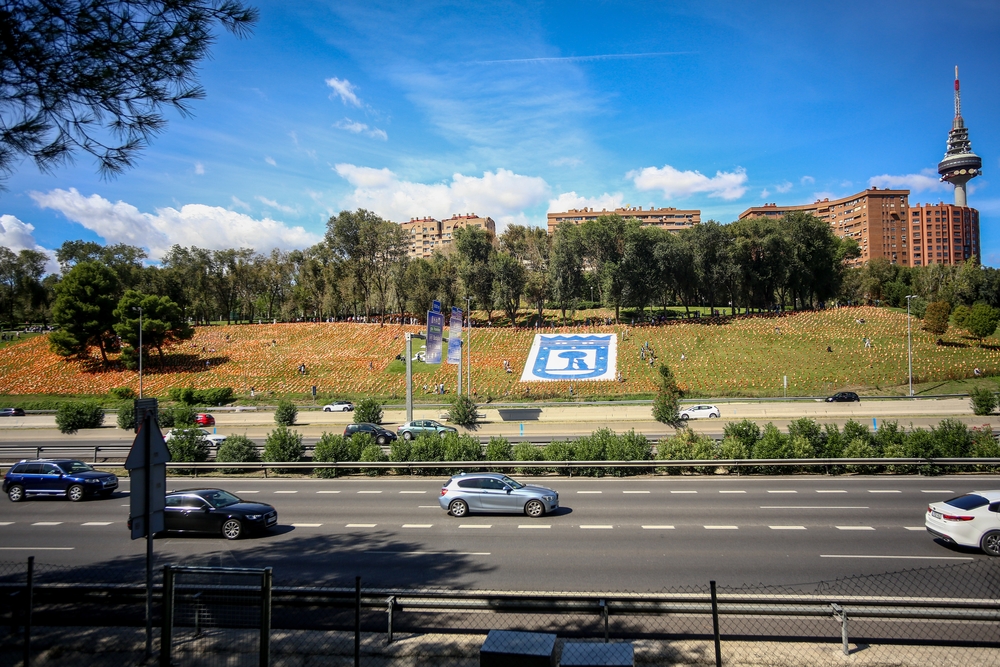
xmin=344 ymin=422 xmax=397 ymax=444
xmin=4 ymin=459 xmax=119 ymax=502
xmin=0 ymin=407 xmax=25 ymax=417
xmin=826 ymin=392 xmax=860 ymax=402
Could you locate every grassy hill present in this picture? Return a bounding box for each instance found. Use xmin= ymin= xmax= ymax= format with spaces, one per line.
xmin=0 ymin=306 xmax=997 ymax=400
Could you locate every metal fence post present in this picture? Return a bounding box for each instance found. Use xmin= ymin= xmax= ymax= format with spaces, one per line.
xmin=710 ymin=580 xmax=721 ymax=667
xmin=386 ymin=596 xmax=395 ymax=644
xmin=23 ymin=556 xmax=33 ymax=667
xmin=260 ymin=567 xmax=272 ymax=667
xmin=831 ymin=604 xmax=849 ymax=655
xmin=161 ymin=565 xmax=174 ymax=667
xmin=354 ymin=576 xmax=361 ymax=667
xmin=600 ymin=599 xmax=608 ymax=642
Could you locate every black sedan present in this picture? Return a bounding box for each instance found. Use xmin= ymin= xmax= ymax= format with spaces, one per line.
xmin=826 ymin=392 xmax=860 ymax=402
xmin=129 ymin=488 xmax=277 ymax=540
xmin=0 ymin=407 xmax=25 ymax=417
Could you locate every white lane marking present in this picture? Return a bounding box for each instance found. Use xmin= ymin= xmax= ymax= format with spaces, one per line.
xmin=868 ymin=490 xmax=901 ymax=494
xmin=274 ymin=491 xmax=298 ymax=494
xmin=32 ymin=522 xmax=62 ymax=526
xmin=316 ymin=491 xmax=341 ymax=494
xmin=358 ymin=491 xmax=382 ymax=494
xmin=760 ymin=506 xmax=869 ymax=510
xmin=719 ymin=490 xmax=746 ymax=494
xmin=921 ymin=490 xmax=954 ymax=494
xmin=418 ymin=505 xmax=439 ymax=508
xmin=459 ymin=525 xmax=492 ymax=529
xmin=816 ymin=490 xmax=847 ymax=493
xmin=82 ymin=522 xmax=113 ymax=526
xmin=905 ymin=527 xmax=926 ymax=531
xmin=367 ymin=551 xmax=490 ymax=556
xmin=399 ymin=491 xmax=426 ymax=494
xmin=0 ymin=522 xmax=13 ymax=526
xmin=121 ymin=504 xmax=130 ymax=506
xmin=577 ymin=491 xmax=603 ymax=494
xmin=767 ymin=490 xmax=797 ymax=494
xmin=0 ymin=547 xmax=74 ymax=551
xmin=670 ymin=490 xmax=697 ymax=494
xmin=236 ymin=491 xmax=259 ymax=494
xmin=769 ymin=526 xmax=806 ymax=530
xmin=705 ymin=525 xmax=739 ymax=530
xmin=821 ymin=555 xmax=973 ymax=561
xmin=642 ymin=525 xmax=675 ymax=530
xmin=622 ymin=491 xmax=650 ymax=494
xmin=518 ymin=525 xmax=551 ymax=529
xmin=291 ymin=523 xmax=323 ymax=527
xmin=836 ymin=526 xmax=875 ymax=531
xmin=402 ymin=524 xmax=433 ymax=528
xmin=345 ymin=524 xmax=377 ymax=528
xmin=580 ymin=525 xmax=613 ymax=529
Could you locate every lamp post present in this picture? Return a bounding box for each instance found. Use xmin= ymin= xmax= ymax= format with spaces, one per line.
xmin=465 ymin=295 xmax=472 ymax=396
xmin=133 ymin=306 xmax=143 ymax=399
xmin=905 ymin=295 xmax=917 ymax=397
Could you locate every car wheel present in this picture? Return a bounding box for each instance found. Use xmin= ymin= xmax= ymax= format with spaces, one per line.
xmin=449 ymin=499 xmax=469 ymax=517
xmin=710 ymin=413 xmax=719 ymax=418
xmin=8 ymin=484 xmax=25 ymax=502
xmin=403 ymin=431 xmax=413 ymax=441
xmin=67 ymin=484 xmax=85 ymax=502
xmin=982 ymin=530 xmax=1000 ymax=557
xmin=222 ymin=519 xmax=243 ymax=540
xmin=377 ymin=435 xmax=387 ymax=445
xmin=524 ymin=499 xmax=545 ymax=518
xmin=323 ymin=407 xmax=331 ymax=412
xmin=680 ymin=414 xmax=690 ymax=421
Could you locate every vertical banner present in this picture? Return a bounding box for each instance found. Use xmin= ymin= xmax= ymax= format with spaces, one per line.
xmin=447 ymin=307 xmax=463 ymax=364
xmin=425 ymin=310 xmax=444 ymax=364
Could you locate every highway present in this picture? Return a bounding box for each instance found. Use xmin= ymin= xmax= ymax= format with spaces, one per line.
xmin=0 ymin=475 xmax=994 ymax=592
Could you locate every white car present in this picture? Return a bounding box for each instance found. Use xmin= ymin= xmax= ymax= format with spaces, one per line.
xmin=322 ymin=401 xmax=354 ymax=412
xmin=679 ymin=404 xmax=720 ymax=420
xmin=164 ymin=428 xmax=227 ymax=446
xmin=926 ymin=491 xmax=1000 ymax=556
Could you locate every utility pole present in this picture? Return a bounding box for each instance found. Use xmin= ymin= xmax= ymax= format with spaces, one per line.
xmin=133 ymin=306 xmax=143 ymax=399
xmin=465 ymin=296 xmax=472 ymax=396
xmin=905 ymin=295 xmax=917 ymax=396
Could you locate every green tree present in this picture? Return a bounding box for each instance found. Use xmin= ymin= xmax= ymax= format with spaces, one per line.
xmin=548 ymin=222 xmax=584 ymax=321
xmin=55 ymin=401 xmax=105 ymax=434
xmin=652 ymin=364 xmax=683 ymax=427
xmin=965 ymin=303 xmax=1000 ymax=342
xmin=952 ymin=304 xmax=971 ymax=329
xmin=447 ymin=394 xmax=479 ymax=429
xmin=970 ymin=387 xmax=997 ymax=416
xmin=0 ymin=246 xmax=49 ymax=323
xmin=454 ymin=225 xmax=496 ymax=321
xmin=490 ymin=251 xmax=526 ymax=325
xmin=923 ymin=300 xmax=952 ymax=336
xmin=354 ymin=398 xmax=383 ymax=424
xmin=113 ymin=290 xmax=194 ymax=365
xmin=263 ymin=425 xmax=304 ymax=473
xmin=274 ymin=399 xmax=297 ymax=426
xmin=0 ymin=0 xmax=258 ymax=186
xmin=49 ymin=261 xmax=120 ymax=364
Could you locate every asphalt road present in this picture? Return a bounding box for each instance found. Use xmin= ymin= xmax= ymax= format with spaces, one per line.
xmin=0 ymin=475 xmax=993 ymax=592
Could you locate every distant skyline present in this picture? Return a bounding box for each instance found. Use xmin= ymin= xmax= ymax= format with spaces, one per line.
xmin=2 ymin=0 xmax=999 ymax=273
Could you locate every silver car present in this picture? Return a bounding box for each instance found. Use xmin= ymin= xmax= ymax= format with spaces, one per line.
xmin=439 ymin=472 xmax=559 ymax=518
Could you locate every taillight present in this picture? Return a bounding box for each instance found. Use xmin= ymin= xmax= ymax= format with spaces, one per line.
xmin=440 ymin=488 xmax=448 ymax=496
xmin=927 ymin=506 xmax=934 ymax=514
xmin=942 ymin=514 xmax=975 ymax=522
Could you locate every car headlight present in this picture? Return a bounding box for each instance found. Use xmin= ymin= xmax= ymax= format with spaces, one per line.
xmin=245 ymin=514 xmax=262 ymax=520
xmin=543 ymin=496 xmax=555 ymax=502
xmin=86 ymin=478 xmax=100 ymax=483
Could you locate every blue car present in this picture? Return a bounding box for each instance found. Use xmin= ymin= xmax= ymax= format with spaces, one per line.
xmin=3 ymin=459 xmax=119 ymax=502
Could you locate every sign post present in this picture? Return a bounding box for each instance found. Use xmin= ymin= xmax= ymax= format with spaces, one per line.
xmin=447 ymin=307 xmax=463 ymax=396
xmin=125 ymin=404 xmax=171 ymax=659
xmin=425 ymin=301 xmax=444 ymax=365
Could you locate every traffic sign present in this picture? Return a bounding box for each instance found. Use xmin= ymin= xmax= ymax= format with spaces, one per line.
xmin=126 ymin=411 xmax=170 ymax=540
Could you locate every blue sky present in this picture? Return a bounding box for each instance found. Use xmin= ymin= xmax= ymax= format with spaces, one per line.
xmin=3 ymin=0 xmax=1000 ymax=272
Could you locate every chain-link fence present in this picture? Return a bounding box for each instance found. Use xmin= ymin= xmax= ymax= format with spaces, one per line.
xmin=2 ymin=558 xmax=999 ymax=666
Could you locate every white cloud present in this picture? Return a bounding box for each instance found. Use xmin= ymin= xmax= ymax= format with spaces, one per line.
xmin=0 ymin=215 xmax=59 ymax=274
xmin=760 ymin=188 xmax=770 ymax=199
xmin=194 ymin=162 xmax=205 ymax=175
xmin=812 ymin=191 xmax=838 ymax=201
xmin=800 ymin=175 xmax=815 ymax=185
xmin=325 ymin=77 xmax=362 ymax=107
xmin=868 ymin=169 xmax=948 ymax=193
xmin=334 ymin=118 xmax=388 ymax=141
xmin=550 ymin=156 xmax=583 ymax=168
xmin=30 ymin=189 xmax=320 ymax=260
xmin=230 ymin=196 xmax=250 ymax=211
xmin=547 ymin=191 xmax=624 ymax=213
xmin=334 ymin=165 xmax=549 ymax=231
xmin=265 ymin=156 xmax=277 ymax=166
xmin=255 ymin=196 xmax=299 ymax=215
xmin=628 ymin=165 xmax=748 ymax=200
xmin=774 ymin=181 xmax=793 ymax=193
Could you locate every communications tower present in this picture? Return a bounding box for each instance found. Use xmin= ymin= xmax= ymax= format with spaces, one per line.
xmin=937 ymin=66 xmax=981 ymax=207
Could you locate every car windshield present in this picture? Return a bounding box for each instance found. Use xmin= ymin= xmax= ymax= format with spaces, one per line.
xmin=944 ymin=494 xmax=989 ymax=510
xmin=201 ymin=490 xmax=242 ymax=508
xmin=500 ymin=476 xmax=525 ymax=489
xmin=57 ymin=461 xmax=94 ymax=474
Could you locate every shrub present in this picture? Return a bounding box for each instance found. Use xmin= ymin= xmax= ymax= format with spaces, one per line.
xmin=443 ymin=433 xmax=482 ymax=463
xmin=923 ymin=300 xmax=952 ymax=336
xmin=931 ymin=419 xmax=972 ymax=458
xmin=970 ymin=387 xmax=997 ymax=416
xmin=166 ymin=429 xmax=210 ymax=474
xmin=274 ymin=399 xmax=297 ymax=426
xmin=55 ymin=402 xmax=105 ymax=434
xmin=313 ymin=433 xmax=350 ymax=478
xmin=447 ymin=394 xmax=480 ymax=429
xmin=389 ymin=438 xmax=412 ymax=462
xmin=570 ymin=434 xmax=606 ymax=477
xmin=872 ymin=421 xmax=906 ymax=457
xmin=408 ymin=433 xmax=441 ymax=474
xmin=512 ymin=441 xmax=542 ymax=475
xmin=354 ymin=398 xmax=383 ymax=424
xmin=750 ymin=424 xmax=788 ymax=474
xmin=485 ymin=436 xmax=513 ymax=462
xmin=167 ymin=387 xmax=234 ymax=406
xmin=787 ymin=418 xmax=825 ymax=455
xmin=605 ymin=430 xmax=652 ymax=477
xmin=723 ymin=420 xmax=761 ymax=455
xmin=843 ymin=437 xmax=878 ymax=473
xmin=263 ymin=425 xmax=304 ymax=473
xmin=652 ymin=364 xmax=682 ymax=427
xmin=657 ymin=429 xmax=716 ymax=474
xmin=952 ymin=304 xmax=971 ymax=329
xmin=360 ymin=443 xmax=388 ymax=476
xmin=821 ymin=423 xmax=845 ymax=459
xmin=216 ymin=435 xmax=260 ymax=473
xmin=158 ymin=408 xmax=175 ymax=428
xmin=969 ymin=427 xmax=1000 ymax=471
xmin=109 ymin=387 xmax=136 ymax=400
xmin=116 ymin=404 xmax=136 ymax=431
xmin=966 ymin=303 xmax=1000 ymax=342
xmin=161 ymin=405 xmax=196 ymax=428
xmin=542 ymin=440 xmax=573 ymax=475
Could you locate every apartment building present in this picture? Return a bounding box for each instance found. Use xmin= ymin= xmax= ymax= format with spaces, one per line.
xmin=546 ymin=206 xmax=700 ymax=235
xmin=399 ymin=213 xmax=496 ymax=258
xmin=908 ymin=202 xmax=979 ymax=266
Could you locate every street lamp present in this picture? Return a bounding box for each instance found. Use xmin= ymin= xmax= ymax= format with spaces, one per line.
xmin=132 ymin=306 xmax=143 ymax=399
xmin=465 ymin=295 xmax=472 ymax=396
xmin=905 ymin=295 xmax=917 ymax=397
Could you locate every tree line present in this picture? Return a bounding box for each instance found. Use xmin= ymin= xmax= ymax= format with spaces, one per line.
xmin=3 ymin=209 xmax=1000 ymax=365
